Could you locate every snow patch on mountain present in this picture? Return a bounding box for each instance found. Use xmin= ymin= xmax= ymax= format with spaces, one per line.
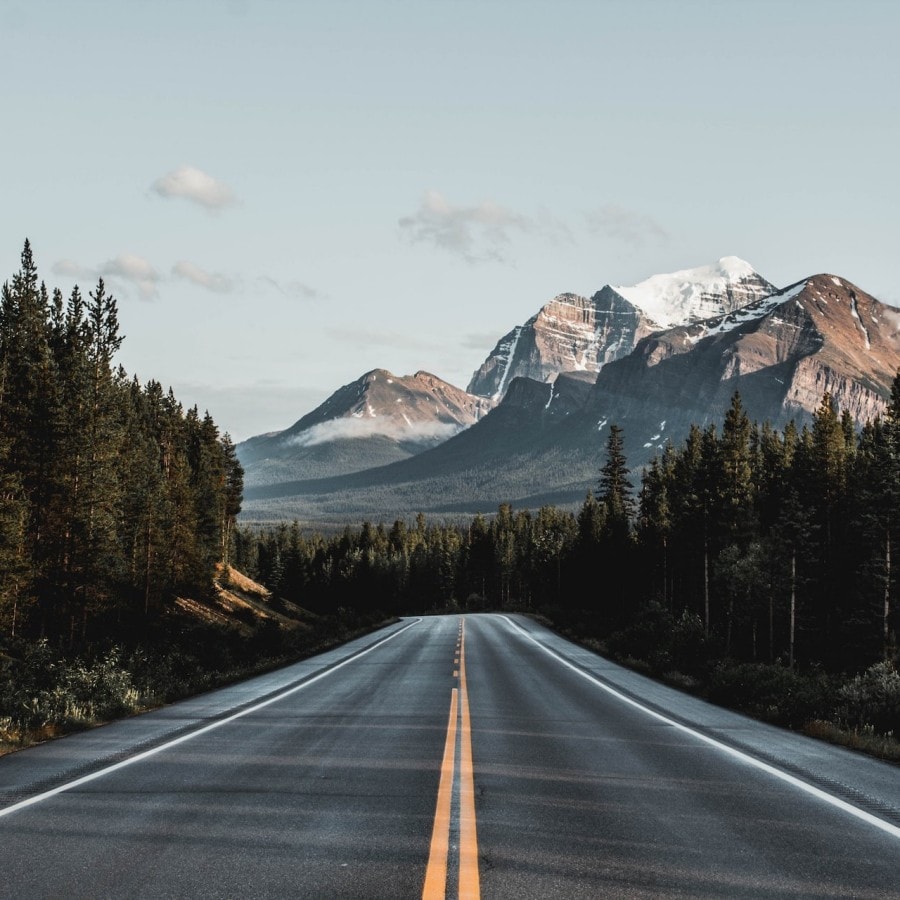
xmin=613 ymin=256 xmax=762 ymax=328
xmin=850 ymin=294 xmax=871 ymax=349
xmin=687 ymin=281 xmax=808 ymax=344
xmin=287 ymin=417 xmax=462 ymax=448
xmin=495 ymin=325 xmax=523 ymax=397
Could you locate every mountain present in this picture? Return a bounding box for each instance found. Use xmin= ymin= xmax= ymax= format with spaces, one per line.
xmin=467 ymin=257 xmax=776 ymax=399
xmin=238 ymin=369 xmax=493 ymax=486
xmin=582 ymin=274 xmax=900 ymax=459
xmin=240 ymin=272 xmax=900 ymax=525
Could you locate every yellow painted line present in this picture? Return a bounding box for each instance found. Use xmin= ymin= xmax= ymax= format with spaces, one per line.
xmin=458 ymin=621 xmax=480 ymax=899
xmin=422 ymin=687 xmax=459 ymax=900
xmin=422 ymin=620 xmax=482 ymax=900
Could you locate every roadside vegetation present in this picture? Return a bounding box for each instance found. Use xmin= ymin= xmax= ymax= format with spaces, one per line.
xmin=0 ymin=563 xmax=391 ymax=754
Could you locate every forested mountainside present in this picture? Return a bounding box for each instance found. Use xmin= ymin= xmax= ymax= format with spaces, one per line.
xmin=0 ymin=242 xmax=243 ymax=644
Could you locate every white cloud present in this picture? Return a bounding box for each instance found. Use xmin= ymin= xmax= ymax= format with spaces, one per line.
xmin=584 ymin=204 xmax=669 ymax=248
xmin=172 ymin=260 xmax=236 ymax=293
xmin=101 ymin=253 xmax=161 ymax=301
xmin=151 ymin=165 xmax=237 ymax=211
xmin=399 ymin=190 xmax=536 ymax=264
xmin=288 ymin=417 xmax=460 ymax=448
xmin=53 ymin=254 xmax=161 ymax=301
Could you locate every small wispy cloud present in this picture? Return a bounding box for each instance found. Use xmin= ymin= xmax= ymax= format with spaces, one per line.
xmin=172 ymin=260 xmax=236 ymax=294
xmin=101 ymin=254 xmax=161 ymax=301
xmin=399 ymin=190 xmax=539 ymax=264
xmin=53 ymin=253 xmax=318 ymax=305
xmin=151 ymin=165 xmax=237 ymax=212
xmin=54 ymin=254 xmax=161 ymax=301
xmin=584 ymin=204 xmax=668 ymax=248
xmin=259 ymin=275 xmax=321 ymax=301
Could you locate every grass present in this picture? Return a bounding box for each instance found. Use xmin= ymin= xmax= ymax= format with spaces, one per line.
xmin=803 ymin=720 xmax=900 ymax=764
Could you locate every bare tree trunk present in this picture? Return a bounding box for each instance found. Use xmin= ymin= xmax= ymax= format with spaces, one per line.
xmin=789 ymin=551 xmax=796 ymax=669
xmin=884 ymin=528 xmax=891 ymax=658
xmin=145 ymin=514 xmax=153 ymax=616
xmin=726 ymin=595 xmax=734 ymax=654
xmin=704 ymin=535 xmax=710 ymax=638
xmin=663 ymin=536 xmax=669 ymax=610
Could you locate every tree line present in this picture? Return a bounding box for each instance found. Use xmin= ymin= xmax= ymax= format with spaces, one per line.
xmin=0 ymin=241 xmax=243 ymax=646
xmin=239 ymin=386 xmax=900 ymax=677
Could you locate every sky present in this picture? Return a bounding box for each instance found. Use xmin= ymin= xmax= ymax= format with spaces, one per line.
xmin=2 ymin=0 xmax=899 ymax=441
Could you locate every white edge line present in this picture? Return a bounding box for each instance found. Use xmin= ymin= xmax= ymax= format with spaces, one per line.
xmin=499 ymin=614 xmax=900 ymax=843
xmin=0 ymin=618 xmax=421 ymax=820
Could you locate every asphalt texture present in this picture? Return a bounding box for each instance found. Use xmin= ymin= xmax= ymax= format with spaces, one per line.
xmin=1 ymin=614 xmax=899 ymax=899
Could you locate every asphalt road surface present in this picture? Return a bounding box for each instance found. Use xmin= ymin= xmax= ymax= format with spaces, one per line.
xmin=1 ymin=614 xmax=899 ymax=899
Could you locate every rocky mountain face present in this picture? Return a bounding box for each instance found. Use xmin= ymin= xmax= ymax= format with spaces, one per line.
xmin=240 ymin=270 xmax=900 ymax=525
xmin=238 ymin=369 xmax=493 ymax=486
xmin=579 ymin=274 xmax=900 ymax=462
xmin=467 ymin=257 xmax=776 ymax=400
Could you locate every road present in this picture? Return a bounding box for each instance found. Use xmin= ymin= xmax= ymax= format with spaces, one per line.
xmin=1 ymin=614 xmax=899 ymax=898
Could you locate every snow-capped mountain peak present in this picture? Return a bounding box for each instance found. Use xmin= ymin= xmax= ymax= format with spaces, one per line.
xmin=612 ymin=256 xmax=772 ymax=328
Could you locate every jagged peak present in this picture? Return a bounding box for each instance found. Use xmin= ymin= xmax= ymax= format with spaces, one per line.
xmin=361 ymin=368 xmax=396 ymax=382
xmin=611 ymin=256 xmax=771 ymax=328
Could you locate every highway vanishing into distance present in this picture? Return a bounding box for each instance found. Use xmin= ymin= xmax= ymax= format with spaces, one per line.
xmin=1 ymin=614 xmax=899 ymax=898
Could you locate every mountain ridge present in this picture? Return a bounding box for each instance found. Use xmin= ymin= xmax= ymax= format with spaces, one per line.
xmin=467 ymin=257 xmax=776 ymax=399
xmin=237 ymin=260 xmax=900 ymax=524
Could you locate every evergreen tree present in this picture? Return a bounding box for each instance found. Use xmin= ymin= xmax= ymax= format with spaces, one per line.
xmin=598 ymin=425 xmax=634 ymax=533
xmin=637 ymin=450 xmax=673 ymax=608
xmin=597 ymin=425 xmax=635 ymax=628
xmin=718 ymin=391 xmax=754 ymax=541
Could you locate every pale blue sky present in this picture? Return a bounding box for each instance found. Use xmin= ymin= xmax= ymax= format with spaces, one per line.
xmin=2 ymin=0 xmax=898 ymax=439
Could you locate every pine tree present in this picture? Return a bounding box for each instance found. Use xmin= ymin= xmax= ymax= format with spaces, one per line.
xmin=597 ymin=425 xmax=635 ymax=628
xmin=718 ymin=391 xmax=754 ymax=540
xmin=598 ymin=424 xmax=634 ymax=535
xmin=808 ymin=392 xmax=851 ymax=663
xmin=637 ymin=450 xmax=673 ymax=607
xmin=220 ymin=433 xmax=244 ymax=567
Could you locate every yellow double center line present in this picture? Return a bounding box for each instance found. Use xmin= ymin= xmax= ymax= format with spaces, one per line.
xmin=423 ymin=620 xmax=480 ymax=900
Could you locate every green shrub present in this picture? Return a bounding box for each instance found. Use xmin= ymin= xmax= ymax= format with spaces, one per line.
xmin=707 ymin=662 xmax=832 ymax=727
xmin=835 ymin=661 xmax=900 ymax=736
